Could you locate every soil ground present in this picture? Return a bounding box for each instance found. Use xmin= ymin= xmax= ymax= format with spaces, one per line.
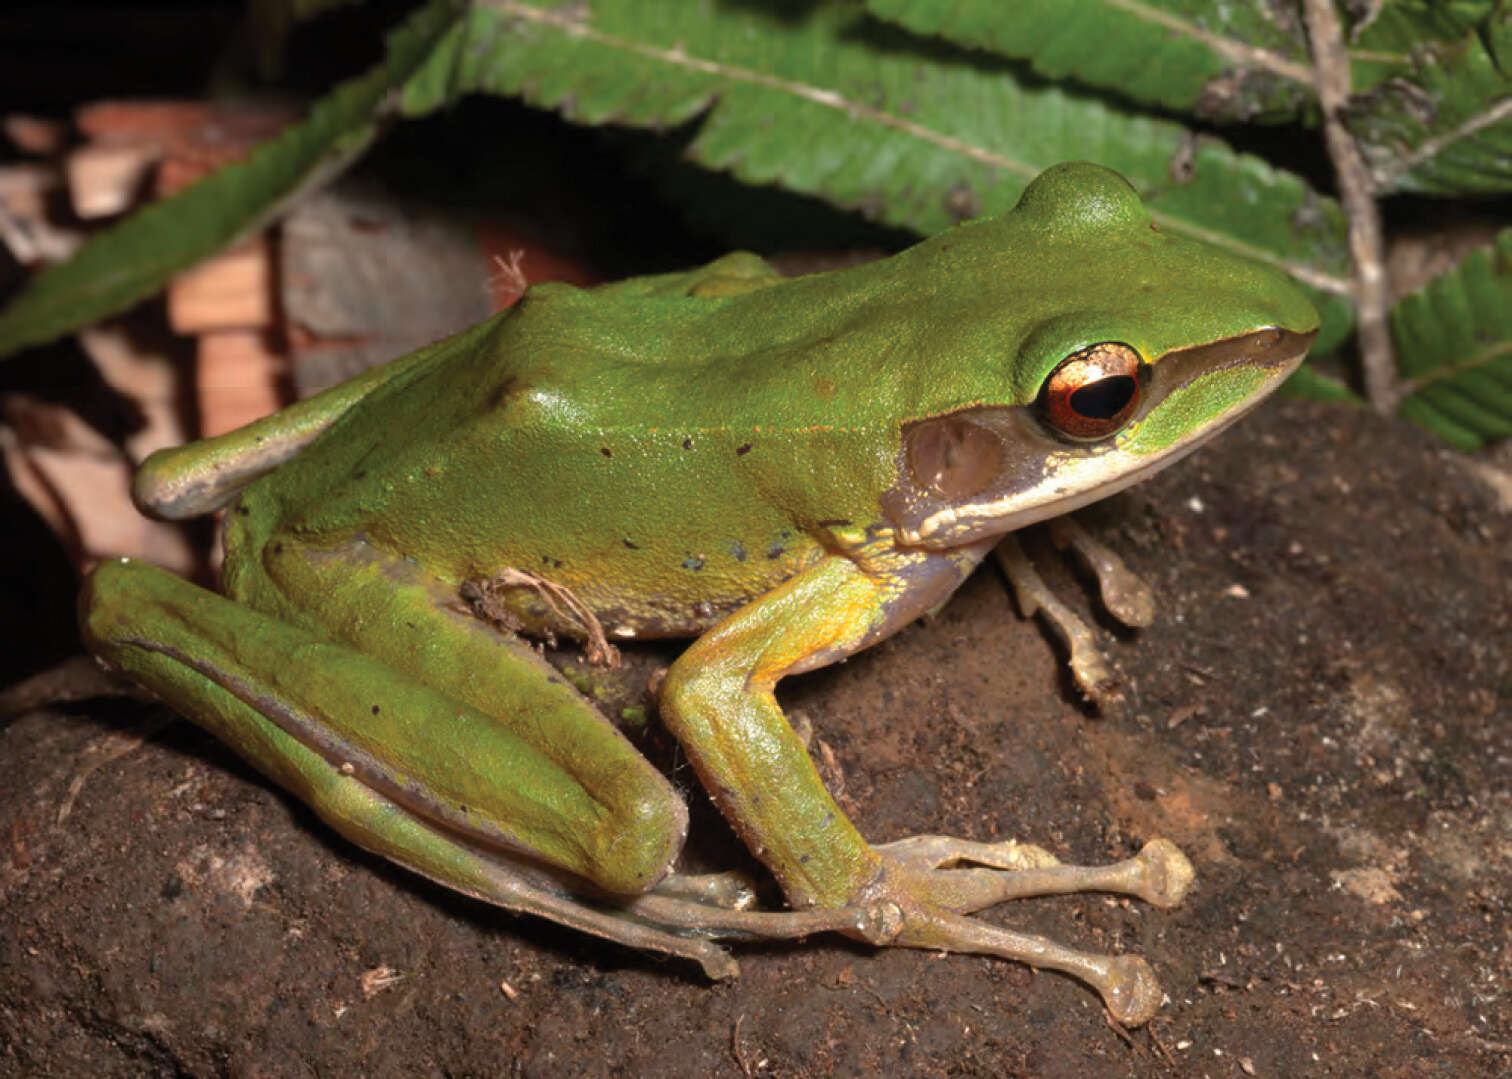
xmin=1 ymin=397 xmax=1508 ymax=1077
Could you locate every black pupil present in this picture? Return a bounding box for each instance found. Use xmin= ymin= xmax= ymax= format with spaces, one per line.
xmin=1069 ymin=375 xmax=1136 ymax=419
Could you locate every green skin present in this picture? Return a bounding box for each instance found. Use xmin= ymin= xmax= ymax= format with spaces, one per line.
xmin=82 ymin=163 xmax=1318 ymax=1025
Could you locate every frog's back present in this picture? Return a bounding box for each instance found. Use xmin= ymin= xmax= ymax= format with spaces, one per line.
xmin=242 ymin=285 xmax=878 ymax=640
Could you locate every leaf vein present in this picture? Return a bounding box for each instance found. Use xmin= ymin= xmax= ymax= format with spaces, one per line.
xmin=484 ymin=0 xmax=1350 ymax=294
xmin=1372 ymin=94 xmax=1512 ymax=188
xmin=1104 ymin=0 xmax=1313 ymax=85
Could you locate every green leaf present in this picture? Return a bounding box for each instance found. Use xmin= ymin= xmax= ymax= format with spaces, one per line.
xmin=0 ymin=0 xmax=465 ymax=360
xmin=1345 ymin=15 xmax=1512 ymax=196
xmin=458 ymin=1 xmax=1351 ymax=312
xmin=1393 ymin=230 xmax=1512 ymax=449
xmin=1282 ymin=363 xmax=1363 ymax=404
xmin=1347 ymin=0 xmax=1494 ymax=91
xmin=863 ymin=0 xmax=1315 ymax=122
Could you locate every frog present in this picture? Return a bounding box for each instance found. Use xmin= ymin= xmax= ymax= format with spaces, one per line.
xmin=81 ymin=163 xmax=1318 ymax=1026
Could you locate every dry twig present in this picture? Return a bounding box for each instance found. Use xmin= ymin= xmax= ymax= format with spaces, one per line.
xmin=1303 ymin=0 xmax=1398 ymax=413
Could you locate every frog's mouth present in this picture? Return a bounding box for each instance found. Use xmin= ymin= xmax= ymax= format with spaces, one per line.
xmin=882 ymin=327 xmax=1316 ymax=549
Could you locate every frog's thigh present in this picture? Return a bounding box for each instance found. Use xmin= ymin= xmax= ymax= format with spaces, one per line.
xmin=82 ymin=558 xmax=685 ymax=897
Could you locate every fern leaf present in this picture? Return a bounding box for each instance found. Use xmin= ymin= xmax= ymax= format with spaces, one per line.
xmin=1393 ymin=230 xmax=1512 ymax=449
xmin=1283 ymin=364 xmax=1362 ymax=404
xmin=864 ymin=0 xmax=1315 ymax=122
xmin=460 ymin=1 xmax=1351 ymax=323
xmin=0 ymin=0 xmax=465 ymax=359
xmin=1346 ymin=5 xmax=1512 ymax=194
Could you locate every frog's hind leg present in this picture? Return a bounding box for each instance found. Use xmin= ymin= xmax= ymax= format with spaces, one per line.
xmin=80 ymin=557 xmax=748 ymax=977
xmin=649 ymin=869 xmax=762 ymax=911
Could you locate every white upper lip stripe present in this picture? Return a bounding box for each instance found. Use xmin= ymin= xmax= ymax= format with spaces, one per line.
xmin=902 ymin=345 xmax=1308 ymax=545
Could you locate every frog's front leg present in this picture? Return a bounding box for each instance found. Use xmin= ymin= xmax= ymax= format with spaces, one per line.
xmin=995 ymin=516 xmax=1156 ymax=705
xmin=659 ymin=547 xmax=1192 ymax=1026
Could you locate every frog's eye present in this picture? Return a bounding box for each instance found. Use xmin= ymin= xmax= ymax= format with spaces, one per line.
xmin=906 ymin=414 xmax=1005 ymax=500
xmin=1039 ymin=342 xmax=1144 ymax=441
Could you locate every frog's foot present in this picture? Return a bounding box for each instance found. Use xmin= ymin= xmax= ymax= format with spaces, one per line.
xmin=626 ymin=837 xmax=1193 ymax=1024
xmin=1045 ymin=517 xmax=1155 ymax=629
xmin=994 ymin=521 xmax=1154 ymax=705
xmin=875 ymin=835 xmax=1195 ymax=911
xmin=844 ymin=837 xmax=1194 ymax=1025
xmin=996 ymin=533 xmax=1117 ymax=701
xmin=867 ymin=888 xmax=1166 ymax=1026
xmin=627 ymin=897 xmax=1167 ymax=1026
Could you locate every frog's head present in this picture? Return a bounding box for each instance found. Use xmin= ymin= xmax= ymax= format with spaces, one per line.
xmin=881 ymin=162 xmax=1319 ymax=549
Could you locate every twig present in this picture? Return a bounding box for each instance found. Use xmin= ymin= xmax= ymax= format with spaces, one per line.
xmin=731 ymin=1015 xmax=757 ymax=1077
xmin=1103 ymin=1006 xmax=1137 ymax=1047
xmin=1302 ymin=0 xmax=1398 ymax=414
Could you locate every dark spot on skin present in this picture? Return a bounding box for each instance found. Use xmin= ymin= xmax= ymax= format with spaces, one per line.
xmin=235 ymin=505 xmax=249 ymax=516
xmin=371 ymin=704 xmax=381 ymax=715
xmin=272 ymin=542 xmax=284 ymax=554
xmin=487 ymin=377 xmax=527 ymax=411
xmin=736 ymin=443 xmax=752 ymax=456
xmin=405 ymin=622 xmax=417 ymax=630
xmin=766 ymin=544 xmax=785 ymax=560
xmin=354 ymin=470 xmax=367 ymax=480
xmin=542 ymin=555 xmax=562 ymax=568
xmin=682 ymin=555 xmax=705 ymax=571
xmin=799 ymin=853 xmax=810 ymax=864
xmin=600 ymin=447 xmax=612 ymax=458
xmin=623 ymin=538 xmax=640 ymax=550
xmin=160 ymin=876 xmax=183 ymax=901
xmin=682 ymin=438 xmax=693 ymax=450
xmin=730 ymin=540 xmax=747 ymax=562
xmin=817 ymin=519 xmax=852 ymax=529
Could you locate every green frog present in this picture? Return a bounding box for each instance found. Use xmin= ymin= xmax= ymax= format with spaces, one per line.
xmin=82 ymin=163 xmax=1317 ymax=1025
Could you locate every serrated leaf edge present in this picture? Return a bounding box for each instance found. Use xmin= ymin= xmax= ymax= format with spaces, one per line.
xmin=1397 ymin=339 xmax=1512 ymax=396
xmin=1370 ymin=95 xmax=1512 ymax=191
xmin=479 ymin=0 xmax=1351 ymax=295
xmin=1105 ymin=0 xmax=1314 ymax=86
